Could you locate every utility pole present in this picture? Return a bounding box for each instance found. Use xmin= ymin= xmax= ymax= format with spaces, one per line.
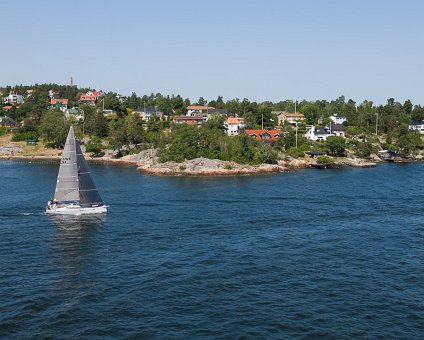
xmin=375 ymin=112 xmax=378 ymax=135
xmin=295 ymin=122 xmax=298 ymax=148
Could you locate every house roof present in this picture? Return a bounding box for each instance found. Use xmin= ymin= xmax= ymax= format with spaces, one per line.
xmin=187 ymin=105 xmax=215 ymax=110
xmin=328 ymin=124 xmax=345 ymax=131
xmin=0 ymin=116 xmax=16 ymax=124
xmin=409 ymin=120 xmax=424 ymax=126
xmin=315 ymin=128 xmax=330 ymax=135
xmin=245 ymin=129 xmax=281 ymax=141
xmin=51 ymin=98 xmax=68 ymax=105
xmin=227 ymin=117 xmax=243 ymax=124
xmin=278 ymin=111 xmax=305 ymax=118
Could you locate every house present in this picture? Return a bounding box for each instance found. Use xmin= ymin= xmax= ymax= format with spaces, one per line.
xmin=0 ymin=116 xmax=16 ymax=128
xmin=330 ymin=114 xmax=347 ymax=125
xmin=274 ymin=111 xmax=305 ymax=125
xmin=4 ymin=92 xmax=24 ymax=105
xmin=186 ymin=105 xmax=215 ymax=116
xmin=173 ymin=115 xmax=205 ymax=127
xmin=186 ymin=106 xmax=229 ymax=121
xmin=408 ymin=120 xmax=424 ymax=134
xmin=134 ymin=107 xmax=163 ymax=121
xmin=50 ymin=98 xmax=68 ymax=112
xmin=80 ymin=91 xmax=104 ymax=105
xmin=327 ymin=123 xmax=346 ymax=137
xmin=115 ymin=94 xmax=127 ymax=103
xmin=66 ymin=107 xmax=84 ymax=120
xmin=304 ymin=124 xmax=346 ymax=141
xmin=245 ymin=129 xmax=282 ymax=141
xmin=224 ymin=117 xmax=245 ymax=136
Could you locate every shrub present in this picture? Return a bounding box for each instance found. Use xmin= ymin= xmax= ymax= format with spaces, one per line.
xmin=355 ymin=142 xmax=373 ymax=158
xmin=179 ymin=165 xmax=186 ymax=171
xmin=85 ymin=136 xmax=103 ymax=154
xmin=316 ymin=155 xmax=335 ymax=163
xmin=11 ymin=131 xmax=39 ymax=142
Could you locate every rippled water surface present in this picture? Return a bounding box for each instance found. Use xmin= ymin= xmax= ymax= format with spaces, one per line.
xmin=1 ymin=161 xmax=423 ymax=338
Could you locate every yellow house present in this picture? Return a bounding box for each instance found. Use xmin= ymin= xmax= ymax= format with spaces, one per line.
xmin=273 ymin=111 xmax=306 ymax=125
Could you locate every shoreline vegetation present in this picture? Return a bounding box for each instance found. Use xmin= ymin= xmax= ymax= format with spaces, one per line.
xmin=2 ymin=83 xmax=424 ymax=176
xmin=2 ymin=142 xmax=421 ymax=177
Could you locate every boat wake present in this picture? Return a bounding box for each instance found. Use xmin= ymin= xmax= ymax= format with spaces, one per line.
xmin=0 ymin=212 xmax=43 ymax=217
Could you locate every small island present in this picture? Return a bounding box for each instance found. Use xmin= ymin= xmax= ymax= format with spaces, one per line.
xmin=1 ymin=84 xmax=424 ymax=176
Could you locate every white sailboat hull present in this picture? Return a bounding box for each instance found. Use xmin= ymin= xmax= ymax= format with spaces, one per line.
xmin=46 ymin=205 xmax=107 ymax=215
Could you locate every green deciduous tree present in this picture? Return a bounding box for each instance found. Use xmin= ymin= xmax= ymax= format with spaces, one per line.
xmin=40 ymin=110 xmax=70 ymax=146
xmin=325 ymin=136 xmax=346 ymax=156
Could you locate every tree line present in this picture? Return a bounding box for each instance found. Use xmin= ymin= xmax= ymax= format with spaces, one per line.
xmin=1 ymin=83 xmax=424 ymax=161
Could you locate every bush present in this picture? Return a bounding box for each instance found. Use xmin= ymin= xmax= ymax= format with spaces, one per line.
xmin=0 ymin=127 xmax=9 ymax=136
xmin=316 ymin=155 xmax=335 ymax=163
xmin=355 ymin=142 xmax=373 ymax=158
xmin=11 ymin=131 xmax=39 ymax=142
xmin=85 ymin=136 xmax=103 ymax=154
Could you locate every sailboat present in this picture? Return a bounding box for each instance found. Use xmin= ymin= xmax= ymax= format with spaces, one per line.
xmin=46 ymin=126 xmax=107 ymax=215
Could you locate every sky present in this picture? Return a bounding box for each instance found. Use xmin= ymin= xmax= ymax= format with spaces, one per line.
xmin=1 ymin=0 xmax=423 ymax=105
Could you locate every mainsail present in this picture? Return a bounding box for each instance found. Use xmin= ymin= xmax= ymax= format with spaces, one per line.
xmin=54 ymin=126 xmax=79 ymax=202
xmin=53 ymin=126 xmax=104 ymax=207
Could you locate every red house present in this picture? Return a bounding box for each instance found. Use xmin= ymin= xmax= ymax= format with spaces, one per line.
xmin=245 ymin=129 xmax=282 ymax=141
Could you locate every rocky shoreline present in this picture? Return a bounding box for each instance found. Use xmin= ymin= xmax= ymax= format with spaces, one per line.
xmin=2 ymin=144 xmax=421 ymax=177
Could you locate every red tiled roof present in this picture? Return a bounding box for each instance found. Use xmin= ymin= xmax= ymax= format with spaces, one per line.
xmin=51 ymin=99 xmax=68 ymax=105
xmin=245 ymin=129 xmax=282 ymax=141
xmin=227 ymin=117 xmax=243 ymax=124
xmin=80 ymin=91 xmax=103 ymax=101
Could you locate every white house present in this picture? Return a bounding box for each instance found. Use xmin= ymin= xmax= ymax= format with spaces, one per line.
xmin=4 ymin=92 xmax=24 ymax=105
xmin=224 ymin=117 xmax=245 ymax=136
xmin=186 ymin=105 xmax=215 ymax=116
xmin=409 ymin=120 xmax=424 ymax=134
xmin=330 ymin=114 xmax=347 ymax=125
xmin=305 ymin=124 xmax=346 ymax=141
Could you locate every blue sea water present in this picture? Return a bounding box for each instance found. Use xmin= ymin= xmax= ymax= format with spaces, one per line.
xmin=0 ymin=160 xmax=423 ymax=339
